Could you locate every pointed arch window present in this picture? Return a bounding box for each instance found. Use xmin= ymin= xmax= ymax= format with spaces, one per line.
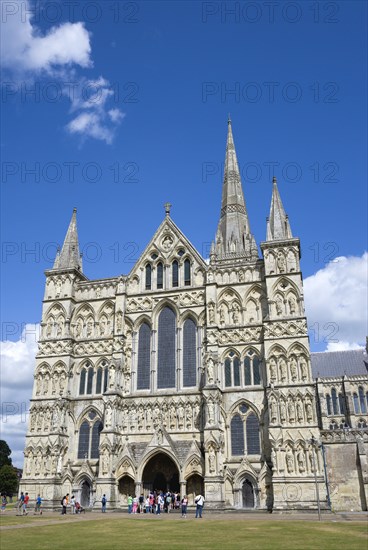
xmin=96 ymin=367 xmax=103 ymax=394
xmin=331 ymin=388 xmax=338 ymax=415
xmin=90 ymin=420 xmax=103 ymax=459
xmin=137 ymin=322 xmax=151 ymax=390
xmin=157 ymin=307 xmax=176 ymax=389
xmin=359 ymin=387 xmax=367 ymax=414
xmin=145 ymin=264 xmax=152 ymax=290
xmin=157 ymin=262 xmax=164 ymax=289
xmin=246 ymin=413 xmax=260 ymax=455
xmin=79 ymin=368 xmax=86 ymax=395
xmin=184 ymin=259 xmax=191 ymax=286
xmin=183 ymin=318 xmax=197 ymax=387
xmin=338 ymin=393 xmax=345 ymax=415
xmin=86 ymin=366 xmax=94 ymax=395
xmin=326 ymin=394 xmax=332 ymax=415
xmin=231 ymin=414 xmax=244 ymax=455
xmin=224 ymin=352 xmax=240 ymax=388
xmin=172 ymin=260 xmax=179 ymax=287
xmin=77 ymin=421 xmax=90 ymax=459
xmin=353 ymin=393 xmax=359 ymax=414
xmin=244 ymin=351 xmax=262 ymax=386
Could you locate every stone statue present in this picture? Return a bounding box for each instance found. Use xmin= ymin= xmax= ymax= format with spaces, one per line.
xmin=46 ymin=318 xmax=53 ymax=338
xmin=186 ymin=403 xmax=192 ymax=428
xmin=100 ymin=318 xmax=106 ymax=336
xmin=287 ymin=250 xmax=297 ymax=272
xmin=238 ymin=270 xmax=244 ymax=282
xmin=57 ymin=454 xmax=63 ymax=474
xmin=105 ymin=404 xmax=113 ymax=428
xmin=59 ymin=371 xmax=67 ymax=394
xmin=219 ymin=305 xmax=225 ymax=325
xmin=280 ymin=400 xmax=286 ymax=422
xmin=297 ymin=450 xmax=306 ymax=473
xmin=208 ymin=446 xmax=216 ymax=473
xmin=30 ymin=413 xmax=36 ymax=431
xmin=116 ymin=310 xmax=123 ymax=333
xmin=279 ymin=358 xmax=287 ymax=381
xmin=51 ymin=406 xmax=60 ymax=430
xmin=178 ymin=404 xmax=184 ymax=428
xmin=299 ymin=357 xmax=308 ymax=380
xmin=277 ymin=252 xmax=286 ymax=273
xmin=232 ymin=302 xmax=240 ymax=324
xmin=275 ymin=296 xmax=283 ymax=316
xmin=296 ymin=400 xmax=304 ymax=422
xmin=305 ymin=401 xmax=313 ymax=421
xmin=208 ymin=302 xmax=215 ymax=324
xmin=268 ymin=253 xmax=276 ymax=274
xmin=207 ymin=401 xmax=215 ymax=425
xmin=286 ymin=449 xmax=294 ymax=473
xmin=288 ymin=296 xmax=297 ymax=315
xmin=86 ymin=320 xmax=93 ymax=337
xmin=35 ymin=375 xmax=42 ymax=396
xmin=102 ymin=451 xmax=109 ymax=474
xmin=289 ymin=357 xmax=298 ymax=381
xmin=207 ymin=357 xmax=215 ymax=384
xmin=75 ymin=319 xmax=83 ymax=338
xmin=270 ymin=400 xmax=277 ymax=423
xmin=271 ymin=447 xmax=277 ymax=471
xmin=269 ymin=358 xmax=277 ymax=381
xmin=43 ymin=372 xmax=50 ymax=395
xmin=288 ymin=400 xmax=295 ymax=421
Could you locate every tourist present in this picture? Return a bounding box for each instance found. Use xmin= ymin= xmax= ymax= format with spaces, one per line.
xmin=1 ymin=494 xmax=7 ymax=512
xmin=132 ymin=495 xmax=139 ymax=514
xmin=195 ymin=494 xmax=205 ymax=518
xmin=166 ymin=492 xmax=172 ymax=513
xmin=181 ymin=495 xmax=188 ymax=517
xmin=145 ymin=495 xmax=150 ymax=514
xmin=61 ymin=495 xmax=67 ymax=515
xmin=157 ymin=493 xmax=164 ymax=515
xmin=34 ymin=494 xmax=42 ymax=515
xmin=127 ymin=494 xmax=133 ymax=514
xmin=101 ymin=494 xmax=107 ymax=513
xmin=70 ymin=494 xmax=75 ymax=514
xmin=149 ymin=492 xmax=155 ymax=513
xmin=17 ymin=492 xmax=24 ymax=515
xmin=23 ymin=492 xmax=30 ymax=515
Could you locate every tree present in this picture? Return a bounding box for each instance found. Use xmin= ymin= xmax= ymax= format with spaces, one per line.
xmin=0 ymin=465 xmax=18 ymax=496
xmin=0 ymin=441 xmax=12 ymax=469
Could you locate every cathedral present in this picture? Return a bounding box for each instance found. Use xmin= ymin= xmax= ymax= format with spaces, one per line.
xmin=20 ymin=120 xmax=368 ymax=512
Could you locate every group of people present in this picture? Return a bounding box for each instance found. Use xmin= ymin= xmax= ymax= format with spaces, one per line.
xmin=126 ymin=491 xmax=205 ymax=518
xmin=61 ymin=493 xmax=84 ymax=514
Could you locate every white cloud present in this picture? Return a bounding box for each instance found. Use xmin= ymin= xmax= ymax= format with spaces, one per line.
xmin=1 ymin=2 xmax=91 ymax=73
xmin=0 ymin=324 xmax=39 ymax=468
xmin=304 ymin=252 xmax=368 ymax=351
xmin=1 ymin=0 xmax=124 ymax=144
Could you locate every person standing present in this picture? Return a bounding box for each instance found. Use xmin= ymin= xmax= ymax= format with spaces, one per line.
xmin=70 ymin=494 xmax=75 ymax=514
xmin=101 ymin=494 xmax=107 ymax=513
xmin=1 ymin=494 xmax=7 ymax=512
xmin=127 ymin=494 xmax=133 ymax=514
xmin=61 ymin=495 xmax=67 ymax=515
xmin=34 ymin=494 xmax=42 ymax=515
xmin=23 ymin=493 xmax=30 ymax=515
xmin=17 ymin=492 xmax=24 ymax=515
xmin=181 ymin=495 xmax=188 ymax=518
xmin=195 ymin=494 xmax=205 ymax=518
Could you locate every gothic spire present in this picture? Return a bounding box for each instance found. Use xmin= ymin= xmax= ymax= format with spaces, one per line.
xmin=214 ymin=118 xmax=258 ymax=261
xmin=53 ymin=208 xmax=83 ymax=271
xmin=266 ymin=176 xmax=293 ymax=241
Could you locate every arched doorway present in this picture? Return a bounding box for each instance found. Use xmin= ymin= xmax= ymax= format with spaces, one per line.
xmin=80 ymin=480 xmax=91 ymax=508
xmin=118 ymin=475 xmax=135 ymax=505
xmin=187 ymin=474 xmax=204 ymax=505
xmin=142 ymin=453 xmax=179 ymax=493
xmin=242 ymin=478 xmax=255 ymax=508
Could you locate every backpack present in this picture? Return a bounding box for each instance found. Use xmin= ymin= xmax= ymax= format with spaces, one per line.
xmin=102 ymin=497 xmax=106 ymax=505
xmin=61 ymin=498 xmax=64 ymax=506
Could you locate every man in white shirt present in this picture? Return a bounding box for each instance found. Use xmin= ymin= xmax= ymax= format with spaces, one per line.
xmin=195 ymin=494 xmax=205 ymax=518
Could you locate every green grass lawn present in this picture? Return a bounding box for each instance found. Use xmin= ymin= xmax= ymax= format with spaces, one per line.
xmin=0 ymin=517 xmax=367 ymax=550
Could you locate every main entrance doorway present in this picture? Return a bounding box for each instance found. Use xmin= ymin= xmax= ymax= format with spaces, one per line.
xmin=242 ymin=478 xmax=255 ymax=508
xmin=142 ymin=453 xmax=179 ymax=493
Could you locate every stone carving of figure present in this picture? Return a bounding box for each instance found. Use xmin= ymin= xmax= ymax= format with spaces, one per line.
xmin=116 ymin=311 xmax=123 ymax=333
xmin=277 ymin=252 xmax=286 ymax=273
xmin=208 ymin=446 xmax=216 ymax=474
xmin=207 ymin=357 xmax=215 ymax=384
xmin=57 ymin=454 xmax=63 ymax=474
xmin=297 ymin=450 xmax=306 ymax=473
xmin=146 ymin=406 xmax=152 ymax=429
xmin=43 ymin=372 xmax=50 ymax=395
xmin=275 ymin=296 xmax=283 ymax=316
xmin=75 ymin=319 xmax=83 ymax=338
xmin=55 ymin=279 xmax=62 ymax=297
xmin=305 ymin=400 xmax=313 ymax=422
xmin=270 ymin=399 xmax=277 ymax=423
xmin=35 ymin=374 xmax=42 ymax=396
xmin=207 ymin=401 xmax=215 ymax=425
xmin=287 ymin=250 xmax=297 ymax=272
xmin=35 ymin=454 xmax=41 ymax=476
xmin=169 ymin=403 xmax=176 ymax=430
xmin=52 ymin=370 xmax=58 ymax=394
xmin=51 ymin=406 xmax=60 ymax=430
xmin=46 ymin=318 xmax=53 ymax=338
xmin=30 ymin=412 xmax=36 ymax=431
xmin=238 ymin=270 xmax=244 ymax=282
xmin=193 ymin=402 xmax=200 ymax=428
xmin=123 ymin=372 xmax=131 ymax=393
xmin=208 ymin=302 xmax=215 ymax=324
xmin=162 ymin=235 xmax=173 ymax=251
xmin=178 ymin=404 xmax=184 ymax=428
xmin=137 ymin=406 xmax=144 ymax=431
xmin=109 ymin=364 xmax=116 ymax=390
xmin=279 ymin=358 xmax=287 ymax=382
xmin=278 ymin=401 xmax=285 ymax=423
xmin=44 ymin=453 xmax=51 ymax=475
xmin=271 ymin=447 xmax=278 ymax=472
xmin=288 ymin=399 xmax=296 ymax=422
xmin=186 ymin=403 xmax=192 ymax=429
xmin=289 ymin=357 xmax=298 ymax=381
xmin=232 ymin=302 xmax=240 ymax=324
xmin=299 ymin=357 xmax=308 ymax=380
xmin=105 ymin=404 xmax=113 ymax=428
xmin=102 ymin=451 xmax=109 ymax=474
xmin=99 ymin=317 xmax=106 ymax=336
xmin=36 ymin=411 xmax=42 ymax=431
xmin=130 ymin=406 xmax=136 ymax=431
xmin=156 ymin=428 xmax=163 ymax=445
xmin=286 ymin=449 xmax=294 ymax=474
xmin=288 ymin=296 xmax=297 ymax=315
xmin=43 ymin=409 xmax=50 ymax=431
xmin=25 ymin=453 xmax=32 ymax=477
xmin=219 ymin=305 xmax=225 ymax=325
xmin=268 ymin=253 xmax=276 ymax=274
xmin=86 ymin=320 xmax=93 ymax=337
xmin=269 ymin=358 xmax=277 ymax=381
xmin=296 ymin=400 xmax=304 ymax=422
xmin=59 ymin=371 xmax=67 ymax=394
xmin=56 ymin=316 xmax=64 ymax=337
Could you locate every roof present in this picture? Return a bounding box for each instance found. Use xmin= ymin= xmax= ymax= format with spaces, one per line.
xmin=311 ymin=349 xmax=368 ymax=379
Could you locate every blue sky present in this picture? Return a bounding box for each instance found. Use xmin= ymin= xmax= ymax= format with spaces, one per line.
xmin=0 ymin=1 xmax=367 ymax=464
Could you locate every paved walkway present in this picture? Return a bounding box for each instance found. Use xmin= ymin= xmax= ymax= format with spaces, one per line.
xmin=1 ymin=510 xmax=367 ymax=530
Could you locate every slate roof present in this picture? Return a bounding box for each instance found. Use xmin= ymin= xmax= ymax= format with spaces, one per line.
xmin=311 ymin=349 xmax=368 ymax=379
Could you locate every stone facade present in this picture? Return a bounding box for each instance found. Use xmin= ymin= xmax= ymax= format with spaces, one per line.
xmin=20 ymin=121 xmax=368 ymax=511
